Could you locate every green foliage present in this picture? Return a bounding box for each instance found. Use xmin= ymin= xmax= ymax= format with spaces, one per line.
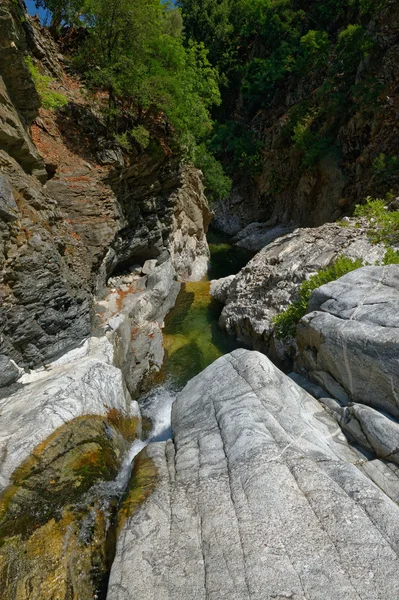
xmin=178 ymin=0 xmax=234 ymax=67
xmin=295 ymin=30 xmax=330 ymax=74
xmin=334 ymin=24 xmax=375 ymax=81
xmin=131 ymin=126 xmax=151 ymax=149
xmin=350 ymin=0 xmax=386 ymax=18
xmin=178 ymin=0 xmax=386 ymax=182
xmin=74 ymin=0 xmax=220 ymax=152
xmin=273 ymin=256 xmax=364 ymax=340
xmin=25 ymin=56 xmax=68 ymax=110
xmin=114 ymin=132 xmax=130 ymax=150
xmin=354 ymin=197 xmax=399 ymax=246
xmin=209 ymin=121 xmax=264 ymax=175
xmin=382 ymin=247 xmax=399 ymax=265
xmin=195 ymin=144 xmax=232 ymax=203
xmin=372 ymin=153 xmax=399 ymax=184
xmin=291 ymin=109 xmax=335 ymax=167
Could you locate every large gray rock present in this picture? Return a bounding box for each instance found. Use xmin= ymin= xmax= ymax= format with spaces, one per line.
xmin=338 ymin=403 xmax=399 ymax=464
xmin=107 ymin=349 xmax=399 ymax=600
xmin=296 ymin=265 xmax=399 ymax=418
xmin=0 ymin=335 xmax=138 ymax=492
xmin=0 ymin=354 xmax=23 ymax=387
xmin=212 ymin=221 xmax=385 ymax=359
xmin=233 ymin=222 xmax=294 ymax=252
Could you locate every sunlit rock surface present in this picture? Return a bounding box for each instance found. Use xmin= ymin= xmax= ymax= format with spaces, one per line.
xmin=0 ymin=336 xmax=137 ymax=492
xmin=297 ymin=265 xmax=399 ymax=417
xmin=107 ymin=349 xmax=399 ymax=600
xmin=211 ymin=221 xmax=385 ymax=361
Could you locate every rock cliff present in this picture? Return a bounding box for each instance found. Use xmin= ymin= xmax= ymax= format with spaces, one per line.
xmin=0 ymin=0 xmax=211 ymax=380
xmin=214 ymin=1 xmax=399 ymax=233
xmin=0 ymin=4 xmax=212 ymax=597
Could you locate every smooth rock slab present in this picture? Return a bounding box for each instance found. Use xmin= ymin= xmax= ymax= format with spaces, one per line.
xmin=107 ymin=349 xmax=399 ymax=600
xmin=297 ymin=265 xmax=399 ymax=418
xmin=0 ymin=337 xmax=136 ymax=491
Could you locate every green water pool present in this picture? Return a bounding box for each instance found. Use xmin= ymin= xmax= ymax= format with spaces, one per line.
xmin=162 ymin=229 xmax=252 ymax=388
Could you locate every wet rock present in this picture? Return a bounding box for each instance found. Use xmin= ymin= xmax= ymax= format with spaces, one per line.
xmin=296 ymin=265 xmax=399 ymax=418
xmin=0 ymin=411 xmax=140 ymax=600
xmin=96 ymin=260 xmax=181 ymax=395
xmin=108 ymin=349 xmax=399 ymax=600
xmin=212 ymin=221 xmax=385 ymax=360
xmin=210 ymin=274 xmax=235 ymax=304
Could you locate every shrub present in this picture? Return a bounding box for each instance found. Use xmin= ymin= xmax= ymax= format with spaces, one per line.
xmin=382 ymin=247 xmax=399 ymax=265
xmin=292 ymin=111 xmax=335 ymax=167
xmin=354 ymin=197 xmax=399 ymax=246
xmin=295 ymin=30 xmax=330 ymax=74
xmin=131 ymin=125 xmax=151 ymax=149
xmin=273 ymin=256 xmax=363 ymax=340
xmin=372 ymin=153 xmax=399 ymax=184
xmin=195 ymin=143 xmax=232 ymax=204
xmin=209 ymin=121 xmax=264 ymax=176
xmin=25 ymin=56 xmax=68 ymax=110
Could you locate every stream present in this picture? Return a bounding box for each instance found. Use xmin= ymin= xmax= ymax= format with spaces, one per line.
xmin=94 ymin=229 xmax=252 ymax=598
xmin=105 ymin=230 xmax=250 ymax=483
xmin=122 ymin=228 xmax=251 ymax=459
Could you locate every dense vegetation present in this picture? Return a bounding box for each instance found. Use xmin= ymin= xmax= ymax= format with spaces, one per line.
xmin=33 ymin=0 xmax=227 ymax=200
xmin=34 ymin=0 xmax=394 ymax=203
xmin=179 ymin=0 xmax=393 ymax=197
xmin=354 ymin=197 xmax=399 ymax=246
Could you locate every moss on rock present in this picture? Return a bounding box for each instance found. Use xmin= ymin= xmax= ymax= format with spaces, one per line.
xmin=0 ymin=411 xmax=140 ymax=599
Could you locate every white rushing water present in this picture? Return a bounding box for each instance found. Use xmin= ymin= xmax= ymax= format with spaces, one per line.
xmin=97 ymin=384 xmax=176 ymax=501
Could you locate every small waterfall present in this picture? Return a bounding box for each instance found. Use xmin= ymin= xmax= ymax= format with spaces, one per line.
xmin=97 ymin=384 xmax=176 ymax=503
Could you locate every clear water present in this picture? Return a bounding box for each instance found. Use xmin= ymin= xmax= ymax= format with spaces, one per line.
xmin=161 ymin=230 xmax=252 ymax=389
xmin=108 ymin=229 xmax=251 ymax=486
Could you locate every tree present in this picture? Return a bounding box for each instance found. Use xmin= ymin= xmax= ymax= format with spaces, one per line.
xmin=76 ymin=0 xmax=221 ymax=153
xmin=34 ymin=0 xmax=84 ymax=28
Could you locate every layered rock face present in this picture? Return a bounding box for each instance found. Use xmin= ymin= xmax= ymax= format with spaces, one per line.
xmin=0 ymin=333 xmax=141 ymax=599
xmin=211 ymin=220 xmax=385 ymax=359
xmin=108 ymin=349 xmax=399 ymax=600
xmin=0 ymin=0 xmax=211 ymax=377
xmin=111 ymin=159 xmax=212 ymax=282
xmin=0 ymin=4 xmax=213 ymax=596
xmin=0 ymin=0 xmax=45 ymax=179
xmin=96 ymin=260 xmax=181 ymax=395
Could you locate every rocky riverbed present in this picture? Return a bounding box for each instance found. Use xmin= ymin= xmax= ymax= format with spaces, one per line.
xmin=1 ymin=2 xmax=399 ymax=599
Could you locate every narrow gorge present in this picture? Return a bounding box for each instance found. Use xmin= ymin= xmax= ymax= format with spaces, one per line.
xmin=0 ymin=1 xmax=399 ymax=599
